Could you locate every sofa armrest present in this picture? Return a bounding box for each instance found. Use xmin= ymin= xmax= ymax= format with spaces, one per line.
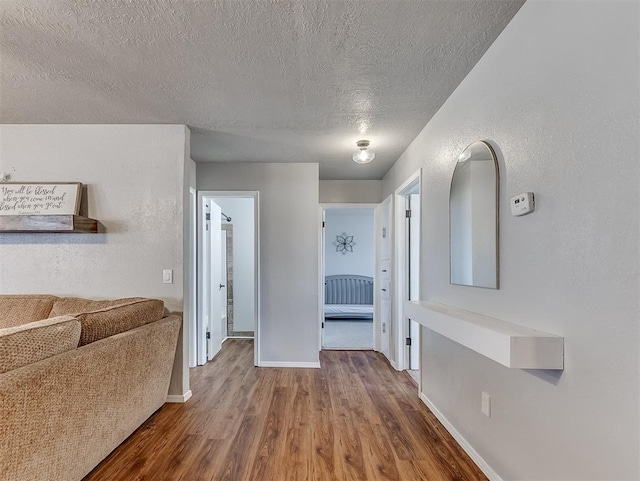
xmin=0 ymin=314 xmax=181 ymax=481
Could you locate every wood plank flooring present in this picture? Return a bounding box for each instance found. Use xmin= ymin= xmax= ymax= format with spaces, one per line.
xmin=84 ymin=340 xmax=486 ymax=481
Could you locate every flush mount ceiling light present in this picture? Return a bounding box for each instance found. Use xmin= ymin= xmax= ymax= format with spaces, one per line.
xmin=352 ymin=140 xmax=375 ymax=164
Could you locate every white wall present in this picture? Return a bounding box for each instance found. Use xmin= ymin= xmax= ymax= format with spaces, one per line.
xmin=197 ymin=162 xmax=319 ymax=366
xmin=213 ymin=197 xmax=255 ymax=333
xmin=324 ymin=208 xmax=374 ymax=278
xmin=0 ymin=124 xmax=191 ymax=397
xmin=383 ymin=1 xmax=639 ymax=480
xmin=319 ymin=180 xmax=382 ymax=203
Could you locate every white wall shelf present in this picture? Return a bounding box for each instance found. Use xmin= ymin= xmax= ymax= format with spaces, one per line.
xmin=404 ymin=300 xmax=564 ymax=370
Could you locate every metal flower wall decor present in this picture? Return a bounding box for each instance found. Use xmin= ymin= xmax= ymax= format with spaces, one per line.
xmin=334 ymin=232 xmax=356 ymax=255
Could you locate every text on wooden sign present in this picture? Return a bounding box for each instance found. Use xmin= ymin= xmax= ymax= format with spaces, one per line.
xmin=0 ymin=183 xmax=82 ymax=216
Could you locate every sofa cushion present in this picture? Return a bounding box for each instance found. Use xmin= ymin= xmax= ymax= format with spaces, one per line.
xmin=0 ymin=315 xmax=80 ymax=374
xmin=49 ymin=296 xmax=145 ymax=318
xmin=0 ymin=295 xmax=59 ymax=329
xmin=70 ymin=298 xmax=165 ymax=346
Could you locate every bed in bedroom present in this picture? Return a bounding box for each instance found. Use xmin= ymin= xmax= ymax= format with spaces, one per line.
xmin=324 ymin=274 xmax=373 ymax=320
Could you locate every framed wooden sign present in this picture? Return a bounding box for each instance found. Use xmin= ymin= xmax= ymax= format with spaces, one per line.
xmin=0 ymin=182 xmax=82 ymax=216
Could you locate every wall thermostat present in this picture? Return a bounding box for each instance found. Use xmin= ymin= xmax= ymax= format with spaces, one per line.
xmin=510 ymin=192 xmax=535 ymax=216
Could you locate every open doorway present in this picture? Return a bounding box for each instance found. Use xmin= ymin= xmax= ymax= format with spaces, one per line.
xmin=395 ymin=170 xmax=421 ymax=385
xmin=194 ymin=191 xmax=259 ymax=367
xmin=321 ymin=206 xmax=375 ymax=350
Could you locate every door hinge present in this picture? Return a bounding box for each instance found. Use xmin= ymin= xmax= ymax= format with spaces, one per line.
xmin=405 ymin=209 xmax=411 ymax=218
xmin=322 ymin=322 xmax=325 ymax=329
xmin=322 ymin=221 xmax=325 ymax=228
xmin=206 ymin=213 xmax=211 ymax=220
xmin=206 ymin=332 xmax=211 ymax=339
xmin=405 ymin=337 xmax=411 ymax=346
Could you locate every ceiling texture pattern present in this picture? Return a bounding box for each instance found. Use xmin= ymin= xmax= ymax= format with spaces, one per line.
xmin=0 ymin=0 xmax=524 ymax=179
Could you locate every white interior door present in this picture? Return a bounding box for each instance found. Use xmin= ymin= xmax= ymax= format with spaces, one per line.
xmin=197 ymin=196 xmax=208 ymax=365
xmin=208 ymin=200 xmax=223 ymax=361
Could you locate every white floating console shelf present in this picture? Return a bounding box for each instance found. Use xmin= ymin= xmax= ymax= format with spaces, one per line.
xmin=404 ymin=301 xmax=564 ymax=370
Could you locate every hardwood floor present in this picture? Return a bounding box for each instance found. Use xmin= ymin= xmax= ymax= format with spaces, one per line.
xmin=85 ymin=340 xmax=486 ymax=481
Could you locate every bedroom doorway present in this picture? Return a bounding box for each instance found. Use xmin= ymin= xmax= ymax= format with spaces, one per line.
xmin=321 ymin=206 xmax=376 ymax=350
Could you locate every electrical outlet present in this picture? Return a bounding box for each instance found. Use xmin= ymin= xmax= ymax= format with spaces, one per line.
xmin=481 ymin=392 xmax=491 ymax=417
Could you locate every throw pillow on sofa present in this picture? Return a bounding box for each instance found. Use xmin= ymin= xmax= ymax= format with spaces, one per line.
xmin=0 ymin=315 xmax=81 ymax=374
xmin=53 ymin=298 xmax=166 ymax=346
xmin=48 ymin=296 xmax=145 ymax=318
xmin=0 ymin=295 xmax=59 ymax=329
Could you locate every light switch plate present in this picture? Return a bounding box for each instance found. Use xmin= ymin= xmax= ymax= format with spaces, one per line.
xmin=163 ymin=269 xmax=173 ymax=284
xmin=482 ymin=392 xmax=491 ymax=417
xmin=510 ymin=192 xmax=535 ymax=216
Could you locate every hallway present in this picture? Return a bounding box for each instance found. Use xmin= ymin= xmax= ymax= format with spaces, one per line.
xmin=85 ymin=339 xmax=485 ymax=480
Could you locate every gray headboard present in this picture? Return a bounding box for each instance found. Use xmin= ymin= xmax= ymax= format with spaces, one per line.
xmin=325 ymin=275 xmax=373 ymax=305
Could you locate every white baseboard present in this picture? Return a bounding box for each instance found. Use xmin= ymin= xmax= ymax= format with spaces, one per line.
xmin=258 ymin=361 xmax=321 ymax=368
xmin=419 ymin=392 xmax=502 ymax=481
xmin=390 ymin=358 xmax=398 ymax=370
xmin=166 ymin=390 xmax=192 ymax=403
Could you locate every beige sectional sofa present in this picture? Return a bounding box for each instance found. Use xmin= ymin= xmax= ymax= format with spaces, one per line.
xmin=0 ymin=295 xmax=182 ymax=481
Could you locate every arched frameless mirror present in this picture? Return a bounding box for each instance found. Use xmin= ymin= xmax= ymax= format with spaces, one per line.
xmin=449 ymin=141 xmax=499 ymax=289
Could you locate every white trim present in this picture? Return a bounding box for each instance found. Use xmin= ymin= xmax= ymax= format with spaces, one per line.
xmin=389 ymin=359 xmax=399 ymax=371
xmin=253 ymin=192 xmax=261 ymax=367
xmin=393 ymin=168 xmax=422 ymax=371
xmin=196 ymin=192 xmax=208 ymax=366
xmin=188 ymin=187 xmax=197 ymax=368
xmin=372 ymin=203 xmax=380 ymax=353
xmin=258 ymin=361 xmax=321 ymax=368
xmin=419 ymin=392 xmax=502 ymax=481
xmin=319 ymin=202 xmax=380 ymax=209
xmin=318 ymin=206 xmax=325 ymax=351
xmin=395 ymin=170 xmax=422 ymax=197
xmin=322 ymin=347 xmax=372 ymax=351
xmin=381 ymin=194 xmax=398 ymax=364
xmin=166 ymin=390 xmax=193 ymax=403
xmin=374 ymin=194 xmax=393 ymax=359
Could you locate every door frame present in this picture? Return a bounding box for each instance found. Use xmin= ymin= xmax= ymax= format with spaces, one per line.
xmin=197 ymin=190 xmax=260 ymax=367
xmin=188 ymin=187 xmax=198 ymax=367
xmin=318 ymin=203 xmax=379 ymax=351
xmin=394 ymin=169 xmax=421 ymax=372
xmin=375 ymin=194 xmax=393 ymax=360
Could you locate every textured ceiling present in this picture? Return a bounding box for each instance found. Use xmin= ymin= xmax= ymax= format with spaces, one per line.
xmin=0 ymin=0 xmax=524 ymax=179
